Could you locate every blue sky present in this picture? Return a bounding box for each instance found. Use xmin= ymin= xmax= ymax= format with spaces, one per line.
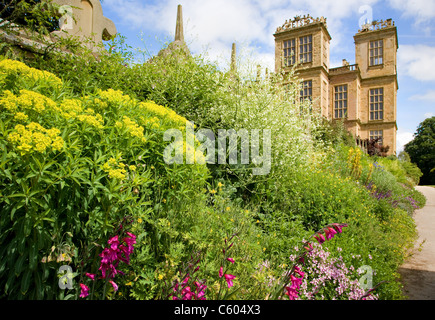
xmin=99 ymin=0 xmax=435 ymax=153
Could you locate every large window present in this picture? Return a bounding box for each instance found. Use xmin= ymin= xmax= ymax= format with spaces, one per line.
xmin=300 ymin=80 xmax=312 ymax=102
xmin=283 ymin=39 xmax=296 ymax=66
xmin=334 ymin=85 xmax=348 ymax=119
xmin=369 ymin=40 xmax=383 ymax=66
xmin=299 ymin=35 xmax=312 ymax=63
xmin=370 ymin=130 xmax=383 ymax=145
xmin=369 ymin=88 xmax=383 ymax=120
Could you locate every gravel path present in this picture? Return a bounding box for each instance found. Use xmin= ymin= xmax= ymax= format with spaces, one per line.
xmin=399 ymin=186 xmax=435 ymax=300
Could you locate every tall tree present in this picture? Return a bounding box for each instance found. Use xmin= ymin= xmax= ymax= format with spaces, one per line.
xmin=405 ymin=116 xmax=435 ymax=185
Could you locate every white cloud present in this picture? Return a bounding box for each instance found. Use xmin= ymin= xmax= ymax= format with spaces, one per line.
xmin=396 ymin=128 xmax=415 ymax=154
xmin=102 ymin=0 xmax=381 ymax=70
xmin=424 ymin=112 xmax=434 ymax=118
xmin=410 ymin=90 xmax=435 ymax=101
xmin=398 ymin=44 xmax=435 ymax=81
xmin=388 ymin=0 xmax=435 ymax=25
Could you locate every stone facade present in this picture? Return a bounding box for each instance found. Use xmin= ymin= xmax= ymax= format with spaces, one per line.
xmin=274 ymin=16 xmax=398 ymax=155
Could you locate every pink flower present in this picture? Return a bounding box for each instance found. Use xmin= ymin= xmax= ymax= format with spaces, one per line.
xmin=219 ymin=266 xmax=223 ymax=278
xmin=194 ymin=281 xmax=207 ymax=300
xmin=331 ymin=223 xmax=348 ymax=233
xmin=290 ymin=275 xmax=302 ymax=289
xmin=108 ymin=235 xmax=119 ymax=251
xmin=99 ymin=247 xmax=118 ymax=265
xmin=314 ymin=233 xmax=325 ymax=244
xmin=224 ymin=274 xmax=236 ymax=288
xmin=85 ymin=273 xmax=95 ymax=281
xmin=98 ymin=248 xmax=118 ymax=279
xmin=284 ymin=286 xmax=298 ymax=300
xmin=98 ymin=231 xmax=137 ymax=279
xmin=324 ymin=227 xmax=337 ymax=240
xmin=79 ymin=283 xmax=89 ymax=298
xmin=182 ymin=286 xmax=193 ymax=300
xmin=294 ymin=266 xmax=304 ymax=278
xmin=304 ymin=242 xmax=313 ymax=252
xmin=182 ymin=275 xmax=190 ymax=286
xmin=123 ymin=233 xmax=137 ymax=255
xmin=227 ymin=258 xmax=235 ymax=264
xmin=117 ymin=244 xmax=130 ymax=264
xmin=126 ymin=232 xmax=136 ymax=240
xmin=109 ymin=280 xmax=118 ymax=292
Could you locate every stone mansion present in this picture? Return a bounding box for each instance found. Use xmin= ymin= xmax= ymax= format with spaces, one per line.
xmin=274 ymin=15 xmax=398 ymax=155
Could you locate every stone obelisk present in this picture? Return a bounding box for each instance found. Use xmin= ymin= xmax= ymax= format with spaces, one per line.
xmin=230 ymin=42 xmax=237 ymax=73
xmin=175 ymin=4 xmax=184 ymax=42
xmin=156 ymin=4 xmax=190 ymax=58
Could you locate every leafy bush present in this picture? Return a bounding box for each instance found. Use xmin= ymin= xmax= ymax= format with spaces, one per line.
xmin=0 ymin=58 xmax=208 ymax=299
xmin=0 ymin=32 xmax=425 ymax=301
xmin=405 ymin=116 xmax=435 ymax=185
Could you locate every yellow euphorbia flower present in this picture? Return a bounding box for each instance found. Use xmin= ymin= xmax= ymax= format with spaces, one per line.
xmin=0 ymin=59 xmax=62 ymax=88
xmin=8 ymin=122 xmax=64 ymax=155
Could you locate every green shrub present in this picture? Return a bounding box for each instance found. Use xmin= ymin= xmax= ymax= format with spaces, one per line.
xmin=0 ymin=58 xmax=209 ymax=299
xmin=0 ymin=33 xmax=424 ymax=300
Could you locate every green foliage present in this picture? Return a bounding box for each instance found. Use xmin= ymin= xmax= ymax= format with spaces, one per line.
xmin=0 ymin=0 xmax=61 ymax=35
xmin=0 ymin=58 xmax=209 ymax=299
xmin=375 ymin=154 xmax=423 ymax=187
xmin=0 ymin=28 xmax=427 ymax=300
xmin=405 ymin=116 xmax=435 ymax=185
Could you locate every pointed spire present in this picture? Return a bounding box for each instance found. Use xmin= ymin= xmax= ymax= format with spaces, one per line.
xmin=175 ymin=4 xmax=184 ymax=42
xmin=230 ymin=42 xmax=237 ymax=73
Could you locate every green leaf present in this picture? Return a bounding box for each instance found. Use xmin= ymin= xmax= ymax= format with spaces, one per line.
xmin=29 ymin=243 xmax=38 ymax=270
xmin=23 ymin=217 xmax=32 ymax=237
xmin=34 ymin=270 xmax=43 ymax=299
xmin=14 ymin=253 xmax=27 ymax=277
xmin=20 ymin=269 xmax=32 ymax=296
xmin=5 ymin=270 xmax=17 ymax=295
